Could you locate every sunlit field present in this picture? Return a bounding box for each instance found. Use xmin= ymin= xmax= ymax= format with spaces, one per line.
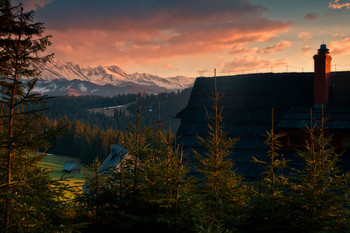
xmin=41 ymin=154 xmax=87 ymax=188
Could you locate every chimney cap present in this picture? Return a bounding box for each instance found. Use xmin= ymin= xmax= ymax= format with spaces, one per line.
xmin=318 ymin=44 xmax=329 ymax=54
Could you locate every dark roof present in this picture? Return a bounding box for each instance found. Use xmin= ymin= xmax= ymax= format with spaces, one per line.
xmin=100 ymin=144 xmax=128 ymax=173
xmin=176 ymin=71 xmax=350 ymax=179
xmin=62 ymin=161 xmax=80 ymax=171
xmin=278 ymin=106 xmax=350 ymax=129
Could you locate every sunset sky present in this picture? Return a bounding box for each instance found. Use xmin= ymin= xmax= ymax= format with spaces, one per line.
xmin=13 ymin=0 xmax=350 ymax=77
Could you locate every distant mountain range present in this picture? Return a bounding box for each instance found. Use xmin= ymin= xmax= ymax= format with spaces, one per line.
xmin=30 ymin=59 xmax=195 ymax=96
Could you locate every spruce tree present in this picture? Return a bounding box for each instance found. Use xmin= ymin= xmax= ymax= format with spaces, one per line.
xmin=79 ymin=158 xmax=119 ymax=224
xmin=193 ymin=70 xmax=247 ymax=231
xmin=0 ymin=2 xmax=71 ymax=232
xmin=289 ymin=108 xmax=350 ymax=232
xmin=247 ymin=109 xmax=290 ymax=233
xmin=117 ymin=97 xmax=196 ymax=232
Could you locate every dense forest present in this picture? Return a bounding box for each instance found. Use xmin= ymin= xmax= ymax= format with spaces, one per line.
xmin=44 ymin=89 xmax=192 ymax=132
xmin=41 ymin=89 xmax=192 ymax=164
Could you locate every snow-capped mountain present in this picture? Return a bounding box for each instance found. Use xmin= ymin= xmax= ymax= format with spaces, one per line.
xmin=33 ymin=59 xmax=195 ymax=96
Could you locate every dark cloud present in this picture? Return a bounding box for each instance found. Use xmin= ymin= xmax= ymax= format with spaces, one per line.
xmin=29 ymin=0 xmax=292 ymax=67
xmin=36 ymin=0 xmax=267 ymax=30
xmin=304 ymin=12 xmax=319 ymax=20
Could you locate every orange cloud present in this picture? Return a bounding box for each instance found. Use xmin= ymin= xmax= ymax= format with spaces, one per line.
xmin=36 ymin=0 xmax=292 ymax=68
xmin=161 ymin=64 xmax=173 ymax=70
xmin=301 ymin=45 xmax=313 ymax=56
xmin=47 ymin=17 xmax=291 ymax=67
xmin=230 ymin=40 xmax=292 ymax=55
xmin=298 ymin=32 xmax=312 ymax=40
xmin=220 ymin=56 xmax=289 ymax=73
xmin=329 ymin=0 xmax=350 ymax=9
xmin=329 ymin=37 xmax=350 ymax=55
xmin=256 ymin=40 xmax=292 ymax=54
xmin=332 ymin=33 xmax=347 ymax=38
xmin=229 ymin=45 xmax=252 ymax=55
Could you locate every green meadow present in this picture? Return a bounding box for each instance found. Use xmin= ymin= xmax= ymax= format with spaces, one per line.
xmin=41 ymin=154 xmax=88 ymax=188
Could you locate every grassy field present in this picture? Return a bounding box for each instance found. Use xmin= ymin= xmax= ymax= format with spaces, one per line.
xmin=41 ymin=154 xmax=88 ymax=188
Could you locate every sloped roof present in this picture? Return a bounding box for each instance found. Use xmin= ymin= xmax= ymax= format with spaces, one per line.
xmin=100 ymin=144 xmax=128 ymax=173
xmin=176 ymin=71 xmax=350 ymax=179
xmin=278 ymin=106 xmax=350 ymax=129
xmin=62 ymin=161 xmax=80 ymax=171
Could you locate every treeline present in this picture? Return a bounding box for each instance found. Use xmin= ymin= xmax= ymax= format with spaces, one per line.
xmin=44 ymin=89 xmax=192 ymax=132
xmin=42 ymin=88 xmax=192 ymax=164
xmin=44 ymin=116 xmax=121 ymax=164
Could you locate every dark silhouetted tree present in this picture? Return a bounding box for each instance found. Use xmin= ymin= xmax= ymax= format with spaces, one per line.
xmin=0 ymin=2 xmax=73 ymax=232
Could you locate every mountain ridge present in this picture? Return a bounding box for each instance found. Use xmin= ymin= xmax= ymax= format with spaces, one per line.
xmin=33 ymin=59 xmax=195 ymax=96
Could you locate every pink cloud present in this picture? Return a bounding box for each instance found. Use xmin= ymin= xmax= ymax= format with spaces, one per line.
xmin=230 ymin=40 xmax=292 ymax=55
xmin=229 ymin=45 xmax=252 ymax=55
xmin=256 ymin=40 xmax=292 ymax=54
xmin=301 ymin=45 xmax=312 ymax=56
xmin=332 ymin=33 xmax=347 ymax=38
xmin=161 ymin=64 xmax=173 ymax=70
xmin=220 ymin=56 xmax=289 ymax=73
xmin=47 ymin=17 xmax=291 ymax=67
xmin=329 ymin=37 xmax=350 ymax=55
xmin=298 ymin=32 xmax=312 ymax=40
xmin=329 ymin=0 xmax=350 ymax=9
xmin=37 ymin=0 xmax=292 ymax=67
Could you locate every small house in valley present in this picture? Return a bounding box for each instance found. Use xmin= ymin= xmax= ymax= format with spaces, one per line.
xmin=176 ymin=44 xmax=350 ymax=180
xmin=62 ymin=161 xmax=81 ymax=174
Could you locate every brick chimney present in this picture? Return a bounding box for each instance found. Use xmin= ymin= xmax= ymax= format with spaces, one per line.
xmin=313 ymin=44 xmax=332 ymax=106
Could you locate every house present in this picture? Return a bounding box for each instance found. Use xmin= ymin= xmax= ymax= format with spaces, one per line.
xmin=82 ymin=144 xmax=129 ymax=194
xmin=176 ymin=44 xmax=350 ymax=180
xmin=100 ymin=144 xmax=129 ymax=173
xmin=62 ymin=161 xmax=81 ymax=174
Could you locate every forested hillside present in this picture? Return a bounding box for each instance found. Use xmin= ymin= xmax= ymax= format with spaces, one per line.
xmin=44 ymin=88 xmax=192 ymax=132
xmin=42 ymin=88 xmax=192 ymax=164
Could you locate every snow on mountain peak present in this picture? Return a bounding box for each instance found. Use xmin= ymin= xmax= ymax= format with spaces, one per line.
xmin=37 ymin=59 xmax=194 ymax=91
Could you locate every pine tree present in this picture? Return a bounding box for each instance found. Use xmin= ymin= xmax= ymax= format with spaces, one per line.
xmin=288 ymin=108 xmax=350 ymax=232
xmin=0 ymin=2 xmax=72 ymax=232
xmin=116 ymin=96 xmax=196 ymax=232
xmin=193 ymin=70 xmax=247 ymax=231
xmin=79 ymin=158 xmax=119 ymax=224
xmin=247 ymin=109 xmax=290 ymax=232
xmin=137 ymin=121 xmax=196 ymax=232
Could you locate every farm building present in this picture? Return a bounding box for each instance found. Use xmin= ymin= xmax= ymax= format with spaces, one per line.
xmin=100 ymin=144 xmax=129 ymax=173
xmin=82 ymin=144 xmax=128 ymax=194
xmin=62 ymin=161 xmax=81 ymax=174
xmin=176 ymin=44 xmax=350 ymax=180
